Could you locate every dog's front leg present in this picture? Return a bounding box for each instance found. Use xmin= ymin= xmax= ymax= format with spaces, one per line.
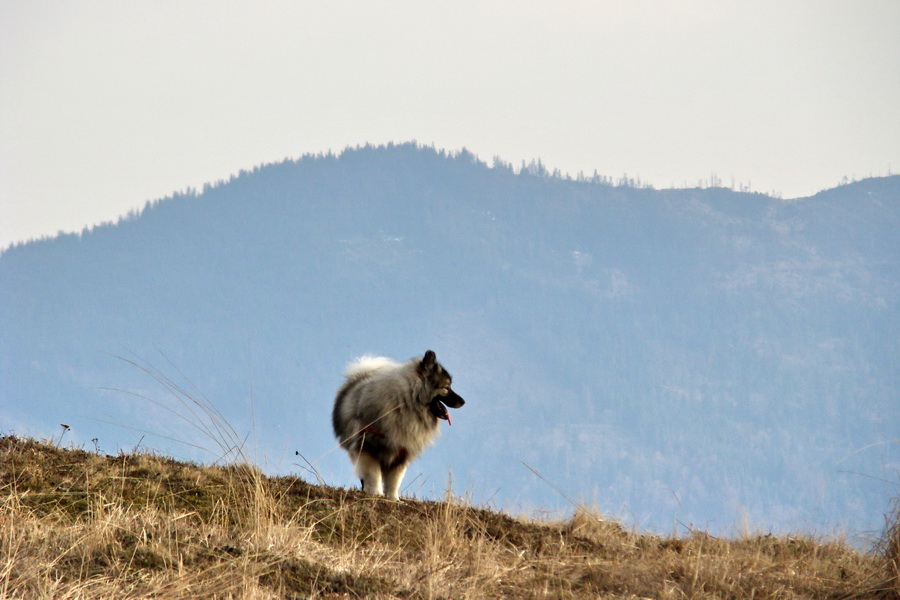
xmin=354 ymin=451 xmax=384 ymax=496
xmin=383 ymin=462 xmax=408 ymax=500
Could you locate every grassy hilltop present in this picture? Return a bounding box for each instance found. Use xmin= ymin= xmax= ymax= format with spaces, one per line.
xmin=1 ymin=435 xmax=897 ymax=599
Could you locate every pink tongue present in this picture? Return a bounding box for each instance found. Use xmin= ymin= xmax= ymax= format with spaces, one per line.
xmin=432 ymin=400 xmax=452 ymax=425
xmin=436 ymin=401 xmax=452 ymax=425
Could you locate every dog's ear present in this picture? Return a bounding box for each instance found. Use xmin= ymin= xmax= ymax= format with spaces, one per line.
xmin=418 ymin=350 xmax=437 ymax=377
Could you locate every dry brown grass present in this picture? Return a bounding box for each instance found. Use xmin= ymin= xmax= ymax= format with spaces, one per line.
xmin=1 ymin=435 xmax=897 ymax=599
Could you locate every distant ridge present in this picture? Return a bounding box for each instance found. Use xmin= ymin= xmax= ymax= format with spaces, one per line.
xmin=1 ymin=143 xmax=897 ymax=537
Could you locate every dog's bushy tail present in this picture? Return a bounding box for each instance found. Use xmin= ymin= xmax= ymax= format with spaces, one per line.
xmin=343 ymin=355 xmax=396 ymax=382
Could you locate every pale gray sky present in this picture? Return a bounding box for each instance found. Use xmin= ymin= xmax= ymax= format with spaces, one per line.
xmin=2 ymin=0 xmax=899 ymax=248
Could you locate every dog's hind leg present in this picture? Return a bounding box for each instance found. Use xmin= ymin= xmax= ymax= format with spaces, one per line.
xmin=354 ymin=451 xmax=384 ymax=496
xmin=383 ymin=462 xmax=408 ymax=501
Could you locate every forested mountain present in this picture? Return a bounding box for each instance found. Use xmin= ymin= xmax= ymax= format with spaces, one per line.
xmin=2 ymin=143 xmax=897 ymax=537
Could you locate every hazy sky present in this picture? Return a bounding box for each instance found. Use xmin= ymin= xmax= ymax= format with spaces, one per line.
xmin=2 ymin=0 xmax=899 ymax=248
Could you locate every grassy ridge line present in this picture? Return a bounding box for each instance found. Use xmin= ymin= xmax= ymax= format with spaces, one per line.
xmin=1 ymin=435 xmax=896 ymax=599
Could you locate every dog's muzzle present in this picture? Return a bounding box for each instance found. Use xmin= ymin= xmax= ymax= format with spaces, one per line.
xmin=430 ymin=389 xmax=465 ymax=425
xmin=442 ymin=389 xmax=465 ymax=409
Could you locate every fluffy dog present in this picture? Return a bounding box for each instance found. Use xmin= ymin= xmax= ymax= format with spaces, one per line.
xmin=332 ymin=350 xmax=464 ymax=499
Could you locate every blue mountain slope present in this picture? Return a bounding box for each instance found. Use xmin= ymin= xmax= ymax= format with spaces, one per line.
xmin=2 ymin=143 xmax=897 ymax=536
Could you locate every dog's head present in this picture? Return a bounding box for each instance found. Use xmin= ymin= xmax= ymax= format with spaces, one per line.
xmin=417 ymin=350 xmax=465 ymax=424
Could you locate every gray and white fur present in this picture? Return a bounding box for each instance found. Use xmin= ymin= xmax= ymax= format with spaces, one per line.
xmin=332 ymin=350 xmax=465 ymax=499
